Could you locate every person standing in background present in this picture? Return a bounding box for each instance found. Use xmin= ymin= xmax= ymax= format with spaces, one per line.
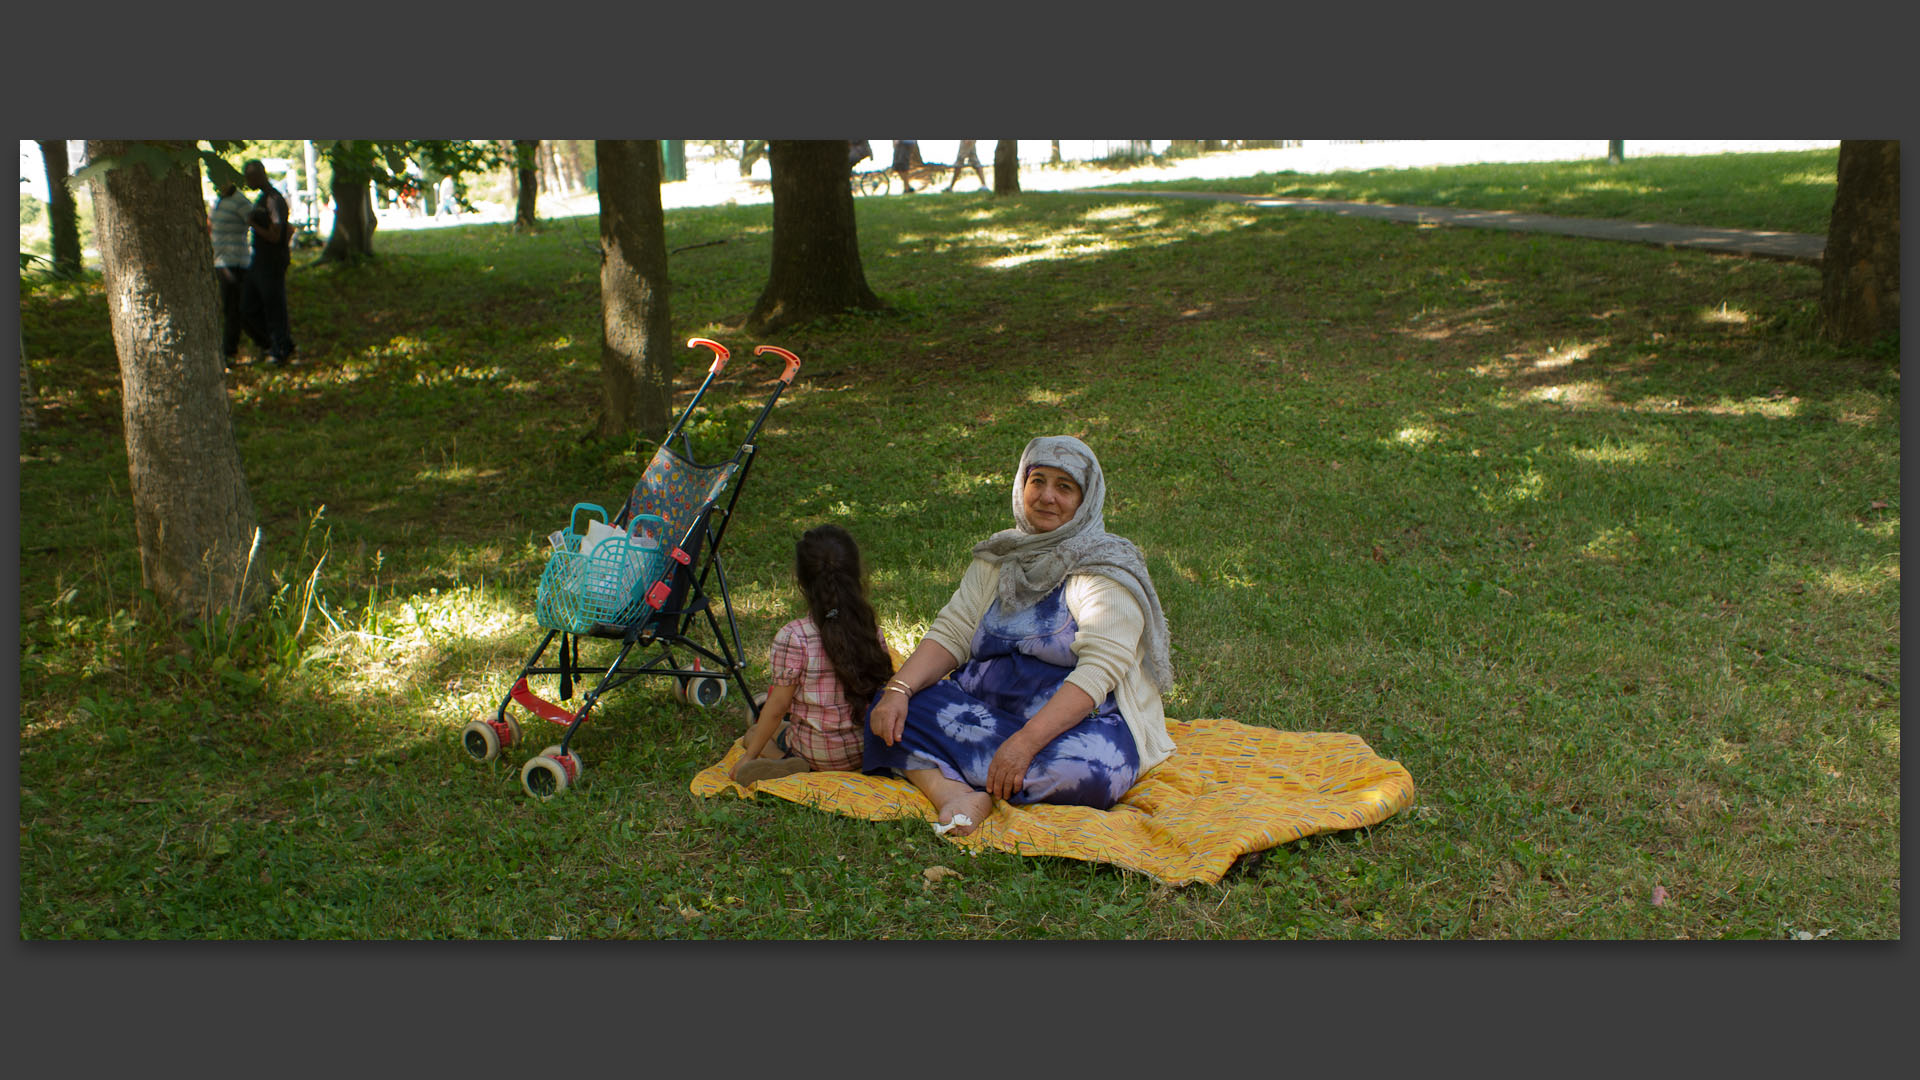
xmin=207 ymin=179 xmax=253 ymax=368
xmin=240 ymin=159 xmax=297 ymax=365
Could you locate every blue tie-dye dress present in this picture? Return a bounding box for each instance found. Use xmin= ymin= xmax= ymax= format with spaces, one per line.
xmin=861 ymin=580 xmax=1141 ymax=809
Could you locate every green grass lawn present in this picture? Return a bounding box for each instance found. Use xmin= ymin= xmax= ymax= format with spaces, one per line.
xmin=18 ymin=151 xmax=1898 ymax=939
xmin=1114 ymin=148 xmax=1842 ymax=235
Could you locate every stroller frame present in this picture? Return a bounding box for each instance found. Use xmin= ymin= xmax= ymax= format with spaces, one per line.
xmin=465 ymin=338 xmax=803 ymax=797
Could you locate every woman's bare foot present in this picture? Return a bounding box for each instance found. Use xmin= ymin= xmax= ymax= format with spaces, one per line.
xmin=901 ymin=768 xmax=994 ymax=838
xmin=936 ymin=790 xmax=993 ymax=837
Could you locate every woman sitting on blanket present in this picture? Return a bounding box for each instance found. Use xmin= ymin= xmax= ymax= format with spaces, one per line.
xmin=865 ymin=435 xmax=1175 ymax=837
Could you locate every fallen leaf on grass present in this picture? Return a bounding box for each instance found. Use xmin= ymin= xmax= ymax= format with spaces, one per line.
xmin=922 ymin=865 xmax=963 ymax=884
xmin=1651 ymin=884 xmax=1669 ymax=907
xmin=1869 ymin=500 xmax=1890 ymax=511
xmin=1791 ymin=928 xmax=1833 ymax=941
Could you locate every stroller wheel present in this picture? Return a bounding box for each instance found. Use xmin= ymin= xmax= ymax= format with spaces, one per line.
xmin=462 ymin=712 xmax=522 ymax=763
xmin=688 ymin=676 xmax=727 ymax=709
xmin=521 ymin=745 xmax=584 ymax=800
xmin=462 ymin=720 xmax=502 ymax=762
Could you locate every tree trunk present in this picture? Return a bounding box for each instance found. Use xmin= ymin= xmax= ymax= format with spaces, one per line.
xmin=993 ymin=140 xmax=1021 ymax=196
xmin=745 ymin=140 xmax=887 ymax=334
xmin=85 ymin=140 xmax=259 ymax=621
xmin=514 ymin=139 xmax=540 ymax=232
xmin=595 ymin=141 xmax=673 ymax=441
xmin=1608 ymin=140 xmax=1625 ymax=164
xmin=320 ymin=178 xmax=378 ymax=263
xmin=39 ymin=139 xmax=83 ymax=275
xmin=20 ymin=329 xmax=36 ymax=433
xmin=1049 ymin=140 xmax=1062 ymax=165
xmin=1820 ymin=139 xmax=1900 ymax=345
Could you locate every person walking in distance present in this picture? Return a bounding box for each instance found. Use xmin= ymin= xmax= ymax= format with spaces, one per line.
xmin=947 ymin=139 xmax=987 ymax=191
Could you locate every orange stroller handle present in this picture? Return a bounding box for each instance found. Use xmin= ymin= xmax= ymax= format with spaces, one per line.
xmin=687 ymin=337 xmax=730 ymax=373
xmin=754 ymin=345 xmax=802 ymax=384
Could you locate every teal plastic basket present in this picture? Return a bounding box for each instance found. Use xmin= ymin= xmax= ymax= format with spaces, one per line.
xmin=535 ymin=505 xmax=670 ymax=634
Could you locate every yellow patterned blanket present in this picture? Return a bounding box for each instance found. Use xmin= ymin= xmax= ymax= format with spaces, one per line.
xmin=690 ymin=717 xmax=1416 ymax=886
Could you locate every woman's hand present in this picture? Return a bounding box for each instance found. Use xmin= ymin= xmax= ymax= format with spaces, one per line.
xmin=986 ymin=732 xmax=1040 ymax=801
xmin=870 ymin=639 xmax=958 ymax=747
xmin=869 ymin=690 xmax=908 ymax=746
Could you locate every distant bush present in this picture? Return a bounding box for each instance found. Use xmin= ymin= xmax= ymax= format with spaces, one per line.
xmin=21 ymin=192 xmax=44 ymax=228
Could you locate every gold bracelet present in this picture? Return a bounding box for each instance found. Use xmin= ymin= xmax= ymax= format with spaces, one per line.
xmin=885 ymin=680 xmax=913 ymax=696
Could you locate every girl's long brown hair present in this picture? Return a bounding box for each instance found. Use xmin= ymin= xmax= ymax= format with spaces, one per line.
xmin=795 ymin=525 xmax=894 ymax=705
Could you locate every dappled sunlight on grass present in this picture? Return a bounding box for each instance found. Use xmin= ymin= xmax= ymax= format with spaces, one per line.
xmin=1698 ymin=303 xmax=1752 ymax=326
xmin=938 ymin=201 xmax=1256 ymax=270
xmin=308 ymin=584 xmax=529 ymax=695
xmin=368 ymin=334 xmax=433 ymax=359
xmin=1532 ymin=342 xmax=1598 ymax=368
xmin=1522 ymin=381 xmax=1616 ymax=409
xmin=1568 ymin=178 xmax=1662 ymax=198
xmin=1082 ymin=203 xmax=1162 ymax=222
xmin=1487 ymin=468 xmax=1547 ymax=510
xmin=1579 ymin=525 xmax=1639 ymax=561
xmin=1568 ymin=441 xmax=1654 ymax=466
xmin=253 ymin=359 xmax=385 ymax=393
xmin=414 ymin=462 xmax=506 ymax=485
xmin=1781 ymin=168 xmax=1838 ymax=187
xmin=982 ymin=231 xmax=1125 ymax=269
xmin=1811 ymin=560 xmax=1899 ymax=599
xmin=1389 ymin=424 xmax=1442 ymax=449
xmin=1624 ymin=394 xmax=1803 ymax=419
xmin=1025 ymin=386 xmax=1082 ymax=407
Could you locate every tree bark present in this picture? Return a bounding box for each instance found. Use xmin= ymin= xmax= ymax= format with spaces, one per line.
xmin=39 ymin=139 xmax=83 ymax=275
xmin=595 ymin=140 xmax=673 ymax=440
xmin=993 ymin=140 xmax=1021 ymax=196
xmin=514 ymin=139 xmax=540 ymax=231
xmin=1820 ymin=140 xmax=1900 ymax=345
xmin=85 ymin=140 xmax=259 ymax=621
xmin=20 ymin=329 xmax=36 ymax=432
xmin=745 ymin=140 xmax=886 ymax=334
xmin=320 ymin=177 xmax=378 ymax=263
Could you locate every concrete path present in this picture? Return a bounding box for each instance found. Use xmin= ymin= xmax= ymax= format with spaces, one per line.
xmin=1077 ymin=188 xmax=1827 ymax=264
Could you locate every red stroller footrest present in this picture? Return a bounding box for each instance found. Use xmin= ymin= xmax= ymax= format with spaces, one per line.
xmin=510 ymin=677 xmax=583 ymax=727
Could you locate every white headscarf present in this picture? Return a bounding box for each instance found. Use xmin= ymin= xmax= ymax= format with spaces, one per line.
xmin=971 ymin=435 xmax=1173 ymax=692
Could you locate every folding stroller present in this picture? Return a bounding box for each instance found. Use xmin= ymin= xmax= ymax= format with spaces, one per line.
xmin=464 ymin=338 xmax=803 ymax=798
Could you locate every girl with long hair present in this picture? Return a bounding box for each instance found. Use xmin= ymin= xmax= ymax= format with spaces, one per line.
xmin=732 ymin=525 xmax=894 ymax=783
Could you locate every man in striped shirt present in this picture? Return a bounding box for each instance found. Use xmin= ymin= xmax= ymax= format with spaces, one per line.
xmin=208 ymin=181 xmax=253 ymax=368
